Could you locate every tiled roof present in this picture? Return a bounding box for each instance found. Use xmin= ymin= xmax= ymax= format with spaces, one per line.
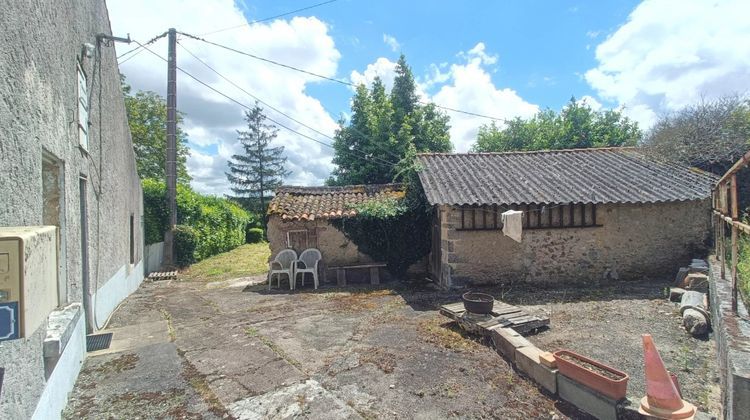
xmin=268 ymin=184 xmax=404 ymax=221
xmin=417 ymin=148 xmax=717 ymax=206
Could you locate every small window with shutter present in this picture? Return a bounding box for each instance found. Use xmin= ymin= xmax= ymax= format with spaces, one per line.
xmin=77 ymin=62 xmax=89 ymax=150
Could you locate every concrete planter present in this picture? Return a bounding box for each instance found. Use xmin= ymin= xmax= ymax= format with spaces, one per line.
xmin=553 ymin=350 xmax=628 ymax=400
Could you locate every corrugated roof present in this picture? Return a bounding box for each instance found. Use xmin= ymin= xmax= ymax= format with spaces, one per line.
xmin=417 ymin=148 xmax=717 ymax=206
xmin=268 ymin=184 xmax=404 ymax=221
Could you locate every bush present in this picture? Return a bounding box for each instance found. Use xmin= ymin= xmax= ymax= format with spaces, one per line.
xmin=246 ymin=227 xmax=264 ymax=243
xmin=142 ymin=179 xmax=168 ymax=245
xmin=142 ymin=179 xmax=252 ymax=263
xmin=173 ymin=225 xmax=197 ymax=267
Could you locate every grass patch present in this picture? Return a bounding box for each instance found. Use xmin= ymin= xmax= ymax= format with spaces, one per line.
xmin=159 ymin=309 xmax=176 ymax=342
xmin=737 ymin=235 xmax=750 ymax=307
xmin=417 ymin=317 xmax=482 ymax=353
xmin=178 ymin=349 xmax=230 ymax=418
xmin=321 ymin=288 xmax=398 ymax=312
xmin=181 ymin=242 xmax=270 ymax=282
xmin=358 ymin=347 xmax=397 ymax=373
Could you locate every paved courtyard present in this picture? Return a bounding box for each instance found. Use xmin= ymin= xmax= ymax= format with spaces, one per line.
xmin=63 ymin=276 xmax=718 ymax=419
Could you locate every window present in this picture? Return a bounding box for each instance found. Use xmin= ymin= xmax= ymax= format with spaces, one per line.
xmin=77 ymin=63 xmax=89 ymax=150
xmin=286 ymin=230 xmax=309 ymax=252
xmin=457 ymin=205 xmax=503 ymax=230
xmin=457 ymin=203 xmax=599 ymax=231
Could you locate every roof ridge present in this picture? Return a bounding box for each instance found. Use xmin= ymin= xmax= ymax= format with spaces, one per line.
xmin=276 ymin=183 xmax=404 ymax=195
xmin=417 ymin=146 xmax=637 ymax=157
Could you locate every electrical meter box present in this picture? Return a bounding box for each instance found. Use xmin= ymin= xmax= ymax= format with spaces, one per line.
xmin=0 ymin=226 xmax=58 ymax=341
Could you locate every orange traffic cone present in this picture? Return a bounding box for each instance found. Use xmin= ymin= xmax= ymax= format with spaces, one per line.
xmin=639 ymin=334 xmax=696 ymax=419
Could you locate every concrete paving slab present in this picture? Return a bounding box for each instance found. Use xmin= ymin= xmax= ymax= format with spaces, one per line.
xmin=87 ymin=320 xmax=169 ymax=356
xmin=228 ymin=379 xmax=361 ymax=420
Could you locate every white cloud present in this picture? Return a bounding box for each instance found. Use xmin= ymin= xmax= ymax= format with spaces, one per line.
xmin=350 ymin=42 xmax=538 ymax=152
xmin=382 ymin=33 xmax=400 ymax=52
xmin=577 ymin=95 xmax=603 ymax=111
xmin=109 ymin=0 xmax=340 ymax=194
xmin=349 ymin=57 xmax=398 ymax=91
xmin=429 ymin=43 xmax=538 ymax=152
xmin=585 ymin=0 xmax=750 ymax=128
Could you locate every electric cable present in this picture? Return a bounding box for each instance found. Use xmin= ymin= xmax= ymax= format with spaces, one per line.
xmin=197 ymin=0 xmax=339 ymax=37
xmin=178 ymin=31 xmax=509 ymax=122
xmin=177 ymin=40 xmax=402 ymax=165
xmin=133 ymin=40 xmax=395 ymax=170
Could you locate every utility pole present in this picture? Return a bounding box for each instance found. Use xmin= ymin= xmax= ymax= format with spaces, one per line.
xmin=164 ymin=27 xmax=177 ymax=267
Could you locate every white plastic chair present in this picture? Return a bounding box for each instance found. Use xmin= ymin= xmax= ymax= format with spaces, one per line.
xmin=269 ymin=249 xmax=297 ymax=290
xmin=294 ymin=248 xmax=321 ymax=290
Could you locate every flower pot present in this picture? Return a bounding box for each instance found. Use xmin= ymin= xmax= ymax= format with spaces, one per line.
xmin=553 ymin=350 xmax=629 ymax=400
xmin=462 ymin=292 xmax=494 ymax=314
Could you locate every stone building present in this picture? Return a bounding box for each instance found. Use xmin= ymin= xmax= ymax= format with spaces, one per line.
xmin=0 ymin=1 xmax=144 ymax=418
xmin=267 ymin=184 xmax=404 ymax=284
xmin=417 ymin=148 xmax=717 ymax=288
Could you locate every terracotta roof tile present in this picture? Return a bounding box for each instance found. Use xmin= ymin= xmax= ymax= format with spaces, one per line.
xmin=268 ymin=184 xmax=404 ymax=221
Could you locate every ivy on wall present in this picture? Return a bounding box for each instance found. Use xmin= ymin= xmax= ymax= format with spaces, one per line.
xmin=331 ymin=169 xmax=432 ymax=278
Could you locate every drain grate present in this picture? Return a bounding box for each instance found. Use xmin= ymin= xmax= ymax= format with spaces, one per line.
xmin=86 ymin=332 xmax=113 ymax=352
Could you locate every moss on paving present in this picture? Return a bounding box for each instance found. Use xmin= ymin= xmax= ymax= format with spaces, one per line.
xmin=181 ymin=242 xmax=270 ymax=282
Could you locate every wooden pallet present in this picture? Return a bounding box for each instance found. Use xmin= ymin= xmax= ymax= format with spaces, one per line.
xmin=439 ymin=300 xmax=549 ymax=335
xmin=148 ymin=271 xmax=177 ymax=281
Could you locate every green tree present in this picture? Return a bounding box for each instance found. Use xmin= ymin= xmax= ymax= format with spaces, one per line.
xmin=226 ymin=103 xmax=290 ymax=217
xmin=472 ymin=97 xmax=641 ymax=152
xmin=330 ymin=55 xmax=452 ymax=185
xmin=643 ymin=95 xmax=750 ymax=174
xmin=122 ymin=79 xmax=191 ymax=182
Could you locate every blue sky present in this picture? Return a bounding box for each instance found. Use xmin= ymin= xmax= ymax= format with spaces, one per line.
xmin=290 ymin=0 xmax=640 ymax=113
xmin=110 ymin=0 xmax=750 ymax=194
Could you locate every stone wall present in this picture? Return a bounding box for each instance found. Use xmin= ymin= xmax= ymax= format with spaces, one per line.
xmin=708 ymin=257 xmax=750 ymax=420
xmin=437 ymin=200 xmax=711 ymax=286
xmin=267 ymin=216 xmax=427 ymax=283
xmin=0 ymin=1 xmax=144 ymax=417
xmin=267 ymin=217 xmax=374 ymax=283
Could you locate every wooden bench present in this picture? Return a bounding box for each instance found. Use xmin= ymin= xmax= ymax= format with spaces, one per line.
xmin=327 ymin=263 xmax=387 ymax=286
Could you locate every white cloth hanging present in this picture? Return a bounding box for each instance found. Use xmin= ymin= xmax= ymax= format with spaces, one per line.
xmin=501 ymin=210 xmax=523 ymax=243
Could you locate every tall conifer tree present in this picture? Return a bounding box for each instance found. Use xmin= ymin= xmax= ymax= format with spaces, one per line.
xmin=330 ymin=56 xmax=452 ymax=185
xmin=226 ymin=103 xmax=290 ymax=216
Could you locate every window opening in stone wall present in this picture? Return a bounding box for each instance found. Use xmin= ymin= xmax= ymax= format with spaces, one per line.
xmin=457 ymin=203 xmax=599 ymax=231
xmin=286 ymin=230 xmax=309 ymax=252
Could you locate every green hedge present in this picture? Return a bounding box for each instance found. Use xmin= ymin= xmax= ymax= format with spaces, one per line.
xmin=246 ymin=227 xmax=264 ymax=243
xmin=173 ymin=225 xmax=197 ymax=267
xmin=142 ymin=179 xmax=254 ymax=262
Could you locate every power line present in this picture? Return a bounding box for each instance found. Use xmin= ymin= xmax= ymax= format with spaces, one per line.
xmin=197 ymin=0 xmax=339 ymax=37
xmin=117 ymin=31 xmax=169 ymax=62
xmin=176 ymin=40 xmax=402 ymax=165
xmin=132 ymin=40 xmax=395 ymax=170
xmin=178 ymin=31 xmax=510 ymax=122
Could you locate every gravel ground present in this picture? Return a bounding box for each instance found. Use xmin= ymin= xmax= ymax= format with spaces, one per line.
xmin=471 ymin=280 xmax=721 ymax=415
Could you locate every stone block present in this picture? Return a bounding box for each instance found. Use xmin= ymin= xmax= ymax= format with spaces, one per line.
xmin=539 ymin=351 xmax=557 ymax=368
xmin=669 ymin=287 xmax=686 ymax=302
xmin=557 ymin=374 xmax=619 ymax=420
xmin=684 ymin=273 xmax=709 ymax=293
xmin=675 ymin=267 xmax=689 ymax=285
xmin=490 ymin=327 xmax=531 ymax=362
xmin=515 ymin=346 xmax=557 ymax=393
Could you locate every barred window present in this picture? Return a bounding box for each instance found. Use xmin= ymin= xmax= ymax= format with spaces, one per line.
xmin=457 ymin=203 xmax=599 ymax=231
